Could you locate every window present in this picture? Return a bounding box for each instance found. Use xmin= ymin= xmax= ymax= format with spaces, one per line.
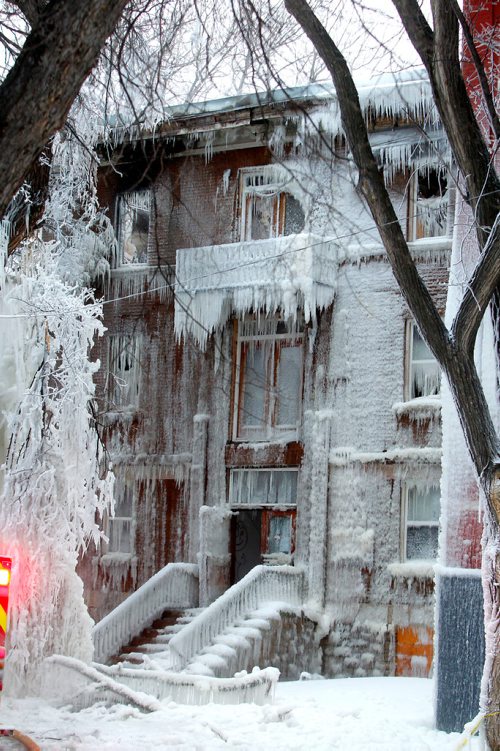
xmin=240 ymin=169 xmax=305 ymax=241
xmin=233 ymin=316 xmax=304 ymax=441
xmin=108 ymin=334 xmax=141 ymax=409
xmin=117 ymin=190 xmax=150 ymax=264
xmin=229 ymin=468 xmax=298 ymax=507
xmin=107 ymin=485 xmax=134 ymax=554
xmin=406 ymin=320 xmax=440 ymax=399
xmin=403 ymin=484 xmax=440 ymax=561
xmin=230 ymin=469 xmax=298 ymax=578
xmin=408 ymin=167 xmax=448 ymax=240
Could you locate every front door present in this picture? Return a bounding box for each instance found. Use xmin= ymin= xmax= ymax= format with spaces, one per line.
xmin=232 ymin=508 xmax=296 ymax=582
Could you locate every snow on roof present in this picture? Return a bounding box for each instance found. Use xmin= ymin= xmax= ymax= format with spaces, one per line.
xmin=107 ymin=67 xmax=439 ymax=144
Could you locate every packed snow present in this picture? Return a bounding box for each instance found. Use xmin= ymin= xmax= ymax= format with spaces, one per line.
xmin=0 ymin=676 xmax=480 ymax=749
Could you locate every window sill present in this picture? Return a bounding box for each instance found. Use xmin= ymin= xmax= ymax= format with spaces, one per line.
xmin=112 ymin=263 xmax=150 ymax=272
xmin=392 ymin=396 xmax=441 ymax=421
xmin=387 ymin=560 xmax=436 ymax=579
xmin=98 ymin=553 xmax=136 ymax=566
xmin=103 ymin=409 xmax=141 ymax=425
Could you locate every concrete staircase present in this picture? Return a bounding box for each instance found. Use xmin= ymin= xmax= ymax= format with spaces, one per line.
xmin=94 ymin=564 xmax=317 ymax=681
xmin=55 ymin=564 xmax=315 ymax=710
xmin=183 ymin=603 xmax=320 ymax=680
xmin=111 ymin=608 xmax=201 ymax=669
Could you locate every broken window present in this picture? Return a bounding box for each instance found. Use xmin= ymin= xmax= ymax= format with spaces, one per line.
xmin=240 ymin=169 xmax=305 ymax=241
xmin=408 ymin=168 xmax=448 ymax=240
xmin=233 ymin=316 xmax=304 ymax=441
xmin=107 ymin=484 xmax=134 ymax=554
xmin=403 ymin=483 xmax=440 ymax=561
xmin=406 ymin=320 xmax=440 ymax=399
xmin=117 ymin=190 xmax=150 ymax=264
xmin=108 ymin=334 xmax=141 ymax=409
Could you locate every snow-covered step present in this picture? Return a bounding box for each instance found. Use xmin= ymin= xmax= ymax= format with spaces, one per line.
xmin=182 ymin=603 xmax=312 ymax=679
xmin=112 ymin=608 xmax=203 ymax=668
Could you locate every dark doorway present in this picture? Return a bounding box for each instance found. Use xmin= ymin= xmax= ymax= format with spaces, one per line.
xmin=232 ymin=510 xmax=262 ymax=582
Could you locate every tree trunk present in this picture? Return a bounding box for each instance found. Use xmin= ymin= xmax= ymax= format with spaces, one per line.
xmin=283 ymin=0 xmax=500 ymax=742
xmin=0 ymin=0 xmax=128 ymax=220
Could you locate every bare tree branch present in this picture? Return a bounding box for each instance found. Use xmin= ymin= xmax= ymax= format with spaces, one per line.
xmin=9 ymin=0 xmax=43 ymax=27
xmin=449 ymin=0 xmax=500 ymax=141
xmin=284 ymin=0 xmax=500 ymax=488
xmin=453 ymin=215 xmax=500 ymax=354
xmin=284 ymin=0 xmax=447 ymax=358
xmin=393 ymin=0 xmax=500 ymax=237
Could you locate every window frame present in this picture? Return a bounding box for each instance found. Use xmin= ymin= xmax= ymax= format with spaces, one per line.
xmin=105 ymin=484 xmax=135 ymax=556
xmin=228 ymin=467 xmax=299 ymax=509
xmin=407 ymin=167 xmax=449 ymax=242
xmin=107 ymin=333 xmax=142 ymax=410
xmin=404 ymin=319 xmax=441 ymax=401
xmin=116 ymin=189 xmax=151 ymax=266
xmin=232 ymin=315 xmax=305 ymax=442
xmin=239 ymin=168 xmax=304 ymax=242
xmin=401 ymin=482 xmax=440 ymax=562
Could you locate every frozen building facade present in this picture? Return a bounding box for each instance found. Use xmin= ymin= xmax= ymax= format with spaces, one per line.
xmin=80 ymin=70 xmax=458 ymax=681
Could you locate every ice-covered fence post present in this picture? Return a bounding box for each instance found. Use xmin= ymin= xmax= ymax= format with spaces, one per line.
xmin=199 ymin=505 xmax=232 ymax=606
xmin=305 ymin=410 xmax=332 ymax=607
xmin=189 ymin=415 xmax=209 ymax=564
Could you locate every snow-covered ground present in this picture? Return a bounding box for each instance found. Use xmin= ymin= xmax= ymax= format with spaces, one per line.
xmin=0 ymin=677 xmax=479 ymax=750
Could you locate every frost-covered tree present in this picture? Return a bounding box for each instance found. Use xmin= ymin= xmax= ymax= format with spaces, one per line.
xmin=0 ymin=123 xmax=116 ymax=692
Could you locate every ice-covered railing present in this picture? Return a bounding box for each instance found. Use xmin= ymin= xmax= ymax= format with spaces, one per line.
xmin=175 ymin=233 xmax=337 ymax=348
xmin=92 ymin=562 xmax=199 ymax=664
xmin=49 ymin=655 xmax=279 ymax=708
xmin=168 ymin=564 xmax=306 ymax=669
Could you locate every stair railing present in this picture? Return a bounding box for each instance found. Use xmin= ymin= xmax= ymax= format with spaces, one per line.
xmin=168 ymin=564 xmax=305 ymax=669
xmin=93 ymin=562 xmax=199 ymax=664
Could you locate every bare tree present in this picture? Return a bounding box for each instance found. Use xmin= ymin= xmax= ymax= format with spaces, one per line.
xmin=282 ymin=0 xmax=500 ymax=745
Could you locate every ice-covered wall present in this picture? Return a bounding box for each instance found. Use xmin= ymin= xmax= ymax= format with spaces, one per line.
xmin=91 ymin=104 xmax=451 ymax=682
xmin=296 ymin=245 xmax=449 ymax=677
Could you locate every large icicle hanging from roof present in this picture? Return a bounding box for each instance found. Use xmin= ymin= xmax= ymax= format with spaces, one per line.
xmin=175 ymin=233 xmax=338 ymax=349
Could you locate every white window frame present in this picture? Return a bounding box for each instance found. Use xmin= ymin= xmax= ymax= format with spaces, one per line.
xmin=106 ymin=484 xmax=135 ymax=555
xmin=401 ymin=483 xmax=440 ymax=562
xmin=117 ymin=189 xmax=150 ymax=265
xmin=232 ymin=315 xmax=305 ymax=442
xmin=229 ymin=468 xmax=298 ymax=508
xmin=405 ymin=319 xmax=440 ymax=400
